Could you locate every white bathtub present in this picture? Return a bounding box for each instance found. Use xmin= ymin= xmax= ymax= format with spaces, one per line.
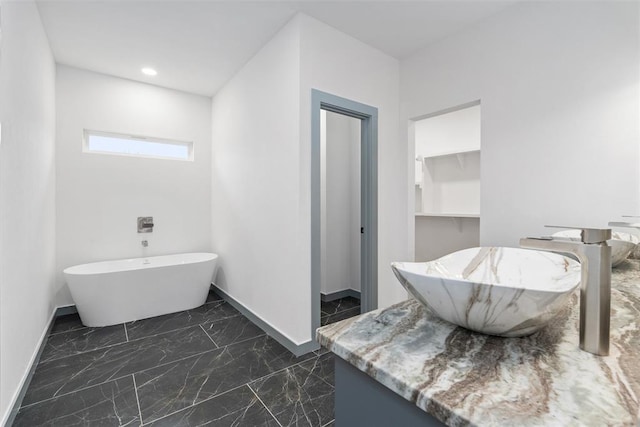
xmin=63 ymin=253 xmax=218 ymax=327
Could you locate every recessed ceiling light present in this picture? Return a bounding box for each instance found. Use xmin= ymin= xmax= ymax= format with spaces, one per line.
xmin=141 ymin=67 xmax=157 ymax=76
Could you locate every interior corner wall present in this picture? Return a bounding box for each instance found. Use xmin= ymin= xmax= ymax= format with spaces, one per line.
xmin=0 ymin=1 xmax=57 ymax=423
xmin=55 ymin=66 xmax=212 ymax=306
xmin=298 ymin=14 xmax=406 ymax=310
xmin=210 ymin=18 xmax=305 ymax=343
xmin=401 ymin=1 xmax=640 ymax=247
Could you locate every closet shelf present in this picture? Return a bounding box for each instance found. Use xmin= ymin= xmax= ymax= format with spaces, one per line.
xmin=415 ymin=212 xmax=480 ymax=218
xmin=421 ymin=148 xmax=480 ymax=160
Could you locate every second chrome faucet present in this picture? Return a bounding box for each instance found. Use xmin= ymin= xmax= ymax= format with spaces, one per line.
xmin=520 ymin=226 xmax=611 ymax=356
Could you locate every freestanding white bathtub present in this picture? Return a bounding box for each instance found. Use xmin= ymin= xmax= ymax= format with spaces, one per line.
xmin=63 ymin=253 xmax=218 ymax=327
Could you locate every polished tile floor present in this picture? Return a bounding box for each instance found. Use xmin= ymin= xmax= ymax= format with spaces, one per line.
xmin=14 ymin=291 xmax=343 ymax=427
xmin=320 ymin=296 xmax=361 ymax=326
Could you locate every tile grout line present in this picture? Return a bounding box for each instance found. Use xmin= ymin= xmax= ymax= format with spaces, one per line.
xmin=245 ymin=352 xmax=321 ymax=387
xmin=49 ymin=326 xmax=89 ymax=337
xmin=205 ymin=330 xmax=268 ymax=350
xmin=35 ymin=321 xmax=197 ymax=364
xmin=124 ymin=311 xmax=241 ymax=343
xmin=23 ymin=300 xmax=313 ymax=409
xmin=139 ymin=382 xmax=249 ymax=426
xmin=37 ymin=314 xmax=244 ymax=364
xmin=247 ymin=384 xmax=284 ymax=427
xmin=34 ymin=294 xmax=329 ymax=425
xmin=47 ymin=296 xmax=225 ymax=337
xmin=21 ymin=333 xmax=307 ymax=410
xmin=42 ymin=300 xmax=242 ymax=363
xmin=199 ymin=324 xmax=219 ymax=348
xmin=36 ymin=334 xmax=131 ymax=364
xmin=131 ymin=374 xmax=144 ymax=426
xmin=139 ymin=353 xmax=322 ymax=426
xmin=19 ymin=346 xmax=224 ymax=409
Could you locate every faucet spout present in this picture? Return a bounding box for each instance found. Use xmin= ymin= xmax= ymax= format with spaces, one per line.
xmin=520 ymin=237 xmax=583 ymax=260
xmin=609 ymin=221 xmax=640 ymax=230
xmin=520 ymin=227 xmax=612 ymax=356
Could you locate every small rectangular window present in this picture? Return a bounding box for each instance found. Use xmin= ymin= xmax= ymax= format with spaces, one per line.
xmin=83 ymin=130 xmax=193 ymax=161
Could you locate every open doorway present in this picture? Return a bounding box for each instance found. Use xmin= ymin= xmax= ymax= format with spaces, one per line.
xmin=319 ymin=110 xmax=362 ymax=324
xmin=311 ymin=90 xmax=378 ymax=341
xmin=412 ymin=101 xmax=481 ymax=262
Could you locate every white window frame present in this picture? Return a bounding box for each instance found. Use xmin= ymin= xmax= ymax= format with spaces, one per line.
xmin=82 ymin=129 xmax=194 ymax=162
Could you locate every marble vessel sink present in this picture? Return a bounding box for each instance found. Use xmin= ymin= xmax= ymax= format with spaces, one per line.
xmin=552 ymin=229 xmax=638 ymax=267
xmin=391 ymin=247 xmax=581 ymax=337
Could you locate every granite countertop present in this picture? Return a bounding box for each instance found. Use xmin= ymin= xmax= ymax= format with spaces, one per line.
xmin=316 ymin=260 xmax=640 ymax=427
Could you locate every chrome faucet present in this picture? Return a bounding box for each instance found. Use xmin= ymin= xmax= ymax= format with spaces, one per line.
xmin=520 ymin=226 xmax=612 ymax=356
xmin=608 ymin=216 xmax=640 ymax=231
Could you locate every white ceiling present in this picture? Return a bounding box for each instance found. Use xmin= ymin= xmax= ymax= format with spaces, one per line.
xmin=35 ymin=1 xmax=518 ymax=97
xmin=292 ymin=1 xmax=518 ymax=59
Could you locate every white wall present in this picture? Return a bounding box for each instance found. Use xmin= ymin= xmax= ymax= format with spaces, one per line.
xmin=402 ymin=1 xmax=640 ymax=248
xmin=0 ymin=1 xmax=56 ymax=423
xmin=416 ymin=105 xmax=481 ymax=215
xmin=56 ymin=66 xmax=212 ymax=305
xmin=414 ymin=107 xmax=481 ymax=261
xmin=415 ymin=217 xmax=480 ymax=262
xmin=421 ymin=152 xmax=481 ymax=214
xmin=415 ymin=104 xmax=480 ymax=157
xmin=299 ymin=14 xmax=405 ymax=310
xmin=210 ymin=18 xmax=305 ymax=342
xmin=322 ymin=110 xmax=361 ymax=295
xmin=211 ymin=13 xmax=404 ymax=347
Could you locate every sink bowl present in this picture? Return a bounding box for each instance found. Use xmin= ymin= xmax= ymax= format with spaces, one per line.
xmin=391 ymin=247 xmax=581 ymax=337
xmin=552 ymin=230 xmax=638 ymax=267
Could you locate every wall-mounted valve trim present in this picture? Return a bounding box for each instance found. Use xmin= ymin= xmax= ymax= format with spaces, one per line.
xmin=138 ymin=217 xmax=154 ymax=233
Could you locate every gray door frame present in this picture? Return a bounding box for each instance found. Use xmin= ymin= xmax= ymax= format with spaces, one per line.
xmin=311 ymin=89 xmax=378 ymax=341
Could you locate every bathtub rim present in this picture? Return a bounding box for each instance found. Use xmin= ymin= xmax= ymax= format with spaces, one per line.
xmin=63 ymin=252 xmax=218 ymax=276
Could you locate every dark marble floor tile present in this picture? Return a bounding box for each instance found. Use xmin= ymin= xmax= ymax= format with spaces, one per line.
xmin=135 ymin=335 xmax=313 ymax=423
xmin=135 ymin=348 xmax=227 ymax=423
xmin=321 ymin=307 xmax=360 ymax=326
xmin=124 ymin=311 xmax=195 ymax=342
xmin=205 ymin=289 xmax=224 ymax=304
xmin=40 ymin=325 xmax=127 ymax=363
xmin=230 ymin=334 xmax=315 ymax=378
xmin=126 ymin=301 xmax=240 ymax=341
xmin=146 ymin=385 xmax=279 ymax=427
xmin=320 ymin=297 xmax=360 ymax=316
xmin=251 ymin=353 xmax=335 ymax=427
xmin=314 ymin=347 xmax=330 ymax=356
xmin=190 ymin=301 xmax=240 ymax=323
xmin=24 ymin=326 xmax=215 ymax=406
xmin=321 ymin=421 xmax=334 ymax=427
xmin=300 ymin=353 xmax=334 ymax=387
xmin=14 ymin=376 xmax=139 ymax=427
xmin=201 ymin=314 xmax=265 ymax=347
xmin=49 ymin=313 xmax=85 ymax=335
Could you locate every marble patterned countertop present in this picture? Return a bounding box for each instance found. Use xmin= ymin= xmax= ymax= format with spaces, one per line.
xmin=316 ymin=260 xmax=640 ymax=426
